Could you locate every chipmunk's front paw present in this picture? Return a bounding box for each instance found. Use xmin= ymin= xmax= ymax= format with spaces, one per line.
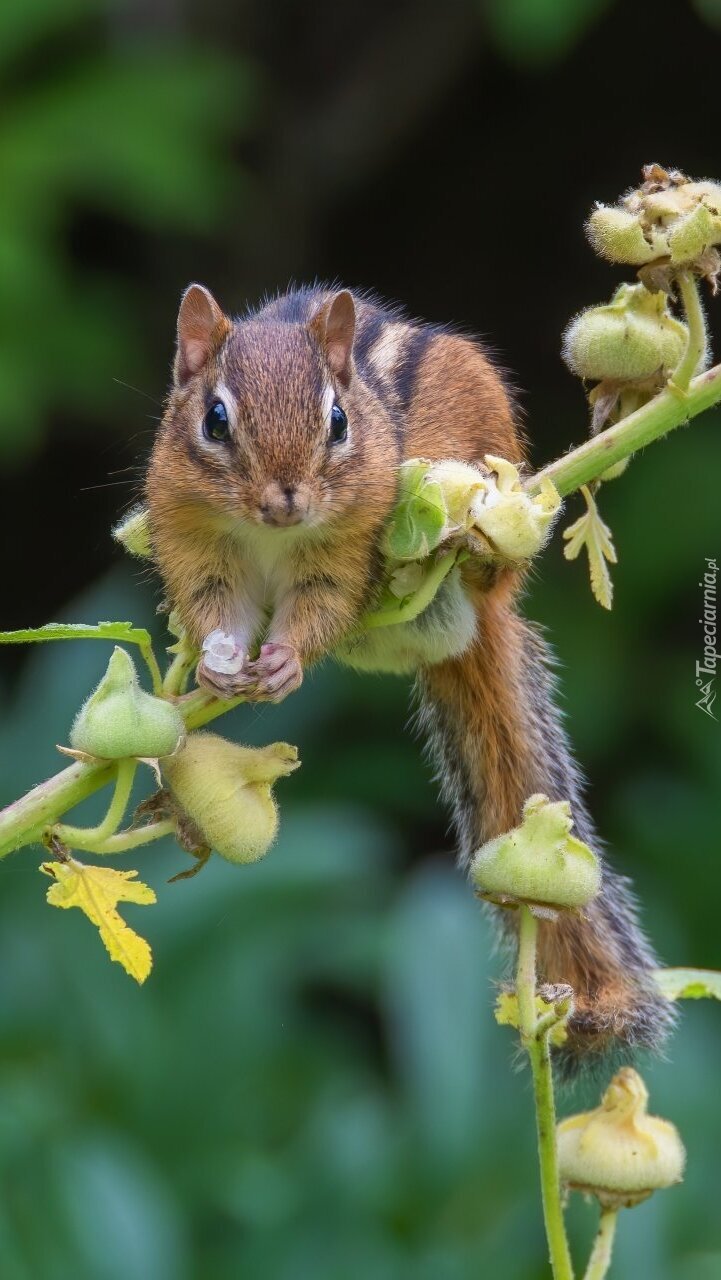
xmin=196 ymin=657 xmax=257 ymax=700
xmin=244 ymin=643 xmax=303 ymax=703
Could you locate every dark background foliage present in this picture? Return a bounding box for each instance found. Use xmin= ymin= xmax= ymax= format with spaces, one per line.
xmin=1 ymin=1 xmax=719 ymax=1276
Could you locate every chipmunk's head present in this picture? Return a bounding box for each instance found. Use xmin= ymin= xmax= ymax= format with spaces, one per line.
xmin=155 ymin=283 xmax=369 ymax=532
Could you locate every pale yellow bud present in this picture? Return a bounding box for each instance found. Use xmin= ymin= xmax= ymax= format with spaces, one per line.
xmin=557 ymin=1067 xmax=686 ymax=1208
xmin=163 ymin=733 xmax=300 ymax=865
xmin=112 ymin=505 xmax=152 ymax=559
xmin=470 ymin=793 xmax=601 ymax=911
xmin=70 ymin=647 xmax=184 ymax=760
xmin=389 ymin=456 xmax=561 ymax=566
xmin=468 ymin=456 xmax=561 ymax=561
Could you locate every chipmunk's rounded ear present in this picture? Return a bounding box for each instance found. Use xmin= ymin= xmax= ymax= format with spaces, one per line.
xmin=175 ymin=284 xmax=231 ymax=386
xmin=310 ymin=290 xmax=356 ymax=389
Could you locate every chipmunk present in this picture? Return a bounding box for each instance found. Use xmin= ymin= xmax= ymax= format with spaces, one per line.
xmin=146 ymin=283 xmax=673 ymax=1067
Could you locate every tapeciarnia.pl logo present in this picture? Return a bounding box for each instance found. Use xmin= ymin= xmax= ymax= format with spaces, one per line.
xmin=696 ymin=557 xmax=718 ymax=720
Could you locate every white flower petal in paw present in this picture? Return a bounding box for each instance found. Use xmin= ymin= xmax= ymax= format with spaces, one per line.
xmin=202 ymin=629 xmax=245 ymax=675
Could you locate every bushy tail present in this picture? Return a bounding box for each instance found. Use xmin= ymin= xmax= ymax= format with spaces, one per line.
xmin=415 ymin=577 xmax=674 ymax=1070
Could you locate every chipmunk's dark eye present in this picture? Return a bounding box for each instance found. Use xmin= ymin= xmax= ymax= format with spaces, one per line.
xmin=203 ymin=399 xmax=230 ymax=443
xmin=329 ymin=402 xmax=348 ymax=445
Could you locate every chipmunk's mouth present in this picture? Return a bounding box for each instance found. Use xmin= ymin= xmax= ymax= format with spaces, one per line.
xmin=259 ymin=508 xmax=305 ymax=528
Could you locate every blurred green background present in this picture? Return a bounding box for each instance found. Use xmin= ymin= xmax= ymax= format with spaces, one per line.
xmin=1 ymin=1 xmax=720 ymax=1276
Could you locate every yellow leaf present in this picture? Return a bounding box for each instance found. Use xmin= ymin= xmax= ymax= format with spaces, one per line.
xmin=494 ymin=990 xmax=569 ymax=1046
xmin=562 ymin=485 xmax=617 ymax=610
xmin=41 ymin=859 xmax=156 ymax=984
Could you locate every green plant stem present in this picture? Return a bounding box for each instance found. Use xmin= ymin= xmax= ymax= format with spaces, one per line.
xmin=526 ymin=361 xmax=721 ymax=499
xmin=139 ymin=641 xmax=163 ymax=695
xmin=52 ymin=759 xmax=137 ymax=851
xmin=360 ymin=549 xmax=459 ymax=629
xmin=583 ymin=1210 xmax=618 ymax=1280
xmin=162 ymin=639 xmax=198 ymax=697
xmin=516 ymin=904 xmax=575 ymax=1280
xmin=57 ymin=818 xmax=176 ymax=855
xmin=670 ymin=271 xmax=707 ymax=395
xmin=0 ymin=759 xmax=115 ymax=858
xmin=517 ymin=903 xmax=539 ymax=1035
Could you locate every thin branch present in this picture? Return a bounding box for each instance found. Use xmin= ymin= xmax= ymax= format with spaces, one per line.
xmin=526 ymin=362 xmax=721 ymax=499
xmin=669 ymin=271 xmax=707 ymax=395
xmin=0 ymin=759 xmax=114 ymax=859
xmin=53 ymin=759 xmax=137 ymax=851
xmin=583 ymin=1210 xmax=618 ymax=1280
xmin=61 ymin=818 xmax=176 ymax=855
xmin=516 ymin=905 xmax=575 ymax=1280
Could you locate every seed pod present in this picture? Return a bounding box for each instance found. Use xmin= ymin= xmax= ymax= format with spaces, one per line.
xmin=557 ymin=1067 xmax=686 ymax=1209
xmin=563 ymin=284 xmax=688 ymax=383
xmin=586 ymin=168 xmax=721 ymax=273
xmin=421 ymin=459 xmax=486 ymax=531
xmin=70 ymin=647 xmax=184 ymax=760
xmin=470 ymin=793 xmax=600 ymax=911
xmin=469 ymin=456 xmax=561 ymax=561
xmin=162 ymin=732 xmax=300 ymax=865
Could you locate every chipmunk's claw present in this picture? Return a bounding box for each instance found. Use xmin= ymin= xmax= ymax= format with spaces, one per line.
xmin=243 ymin=643 xmax=303 ymax=703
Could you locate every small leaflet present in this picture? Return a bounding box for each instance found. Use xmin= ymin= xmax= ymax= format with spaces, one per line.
xmin=562 ymin=484 xmax=618 ymax=610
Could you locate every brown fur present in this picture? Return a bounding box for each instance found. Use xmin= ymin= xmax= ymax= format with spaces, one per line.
xmin=147 ymin=291 xmax=400 ymax=663
xmin=146 ymin=283 xmax=673 ymax=1067
xmin=417 ymin=586 xmax=671 ymax=1063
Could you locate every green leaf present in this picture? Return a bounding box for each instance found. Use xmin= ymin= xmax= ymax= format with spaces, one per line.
xmin=0 ymin=621 xmax=152 ymax=646
xmin=654 ymin=967 xmax=721 ymax=1001
xmin=495 ymin=991 xmax=569 ymax=1046
xmin=385 ymin=461 xmax=448 ymax=561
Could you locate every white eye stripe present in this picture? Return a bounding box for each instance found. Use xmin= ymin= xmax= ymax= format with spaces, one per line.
xmin=322 ymin=384 xmax=335 ymax=421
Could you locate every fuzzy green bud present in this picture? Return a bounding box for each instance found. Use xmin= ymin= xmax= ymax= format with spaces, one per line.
xmin=112 ymin=505 xmax=152 ymax=559
xmin=563 ymin=284 xmax=688 ymax=383
xmin=557 ymin=1067 xmax=686 ymax=1209
xmin=162 ymin=732 xmax=300 ymax=865
xmin=470 ymin=793 xmax=601 ymax=911
xmin=70 ymin=647 xmax=184 ymax=760
xmin=586 ymin=206 xmax=666 ymax=265
xmin=668 ymin=200 xmax=719 ymax=265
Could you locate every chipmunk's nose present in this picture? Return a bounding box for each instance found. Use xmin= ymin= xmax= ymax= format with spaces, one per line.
xmin=258 ymin=481 xmax=310 ymax=527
